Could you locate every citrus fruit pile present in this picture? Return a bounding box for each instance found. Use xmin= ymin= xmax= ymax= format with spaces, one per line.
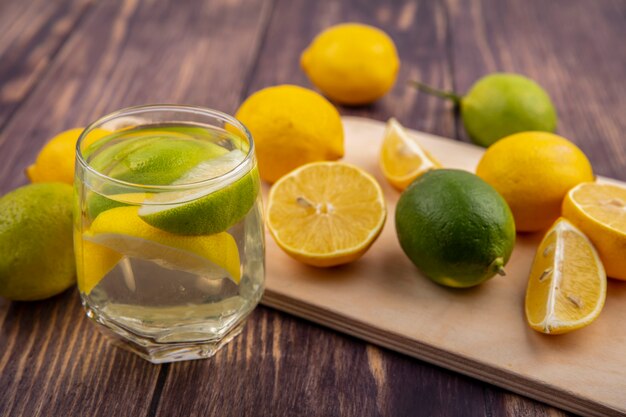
xmin=3 ymin=20 xmax=623 ymax=345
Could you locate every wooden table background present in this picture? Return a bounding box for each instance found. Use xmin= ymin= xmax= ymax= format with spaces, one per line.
xmin=0 ymin=0 xmax=624 ymax=416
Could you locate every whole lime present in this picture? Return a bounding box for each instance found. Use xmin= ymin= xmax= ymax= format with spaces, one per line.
xmin=0 ymin=183 xmax=75 ymax=300
xmin=411 ymin=73 xmax=557 ymax=147
xmin=462 ymin=74 xmax=557 ymax=146
xmin=395 ymin=169 xmax=516 ymax=288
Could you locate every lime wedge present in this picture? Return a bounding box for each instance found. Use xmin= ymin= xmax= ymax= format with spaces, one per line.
xmin=138 ymin=150 xmax=259 ymax=235
xmin=87 ymin=132 xmax=228 ymax=186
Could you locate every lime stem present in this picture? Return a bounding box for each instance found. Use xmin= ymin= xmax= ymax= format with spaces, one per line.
xmin=490 ymin=257 xmax=506 ymax=277
xmin=408 ymin=80 xmax=462 ymax=105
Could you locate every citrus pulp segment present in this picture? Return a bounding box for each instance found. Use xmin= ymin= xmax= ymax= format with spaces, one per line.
xmin=379 ymin=118 xmax=441 ymax=190
xmin=525 ymin=218 xmax=606 ymax=334
xmin=267 ymin=162 xmax=386 ymax=267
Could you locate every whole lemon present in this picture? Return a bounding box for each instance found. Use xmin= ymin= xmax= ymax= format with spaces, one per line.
xmin=0 ymin=183 xmax=75 ymax=301
xmin=301 ymin=23 xmax=400 ymax=105
xmin=235 ymin=85 xmax=344 ymax=183
xmin=27 ymin=127 xmax=110 ymax=184
xmin=26 ymin=128 xmax=85 ymax=184
xmin=476 ymin=132 xmax=594 ymax=232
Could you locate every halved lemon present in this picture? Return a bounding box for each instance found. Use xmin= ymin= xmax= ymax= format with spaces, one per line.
xmin=77 ymin=206 xmax=241 ymax=294
xmin=525 ymin=218 xmax=606 ymax=334
xmin=562 ymin=181 xmax=626 ymax=280
xmin=267 ymin=162 xmax=386 ymax=267
xmin=379 ymin=118 xmax=441 ymax=190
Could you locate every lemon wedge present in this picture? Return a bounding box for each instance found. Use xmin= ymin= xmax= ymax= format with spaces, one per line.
xmin=380 ymin=118 xmax=441 ymax=190
xmin=525 ymin=218 xmax=606 ymax=334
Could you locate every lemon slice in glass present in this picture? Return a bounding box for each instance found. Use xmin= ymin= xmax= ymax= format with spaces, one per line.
xmin=78 ymin=206 xmax=241 ymax=294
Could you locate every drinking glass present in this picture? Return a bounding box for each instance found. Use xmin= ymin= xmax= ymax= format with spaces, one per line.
xmin=74 ymin=105 xmax=264 ymax=363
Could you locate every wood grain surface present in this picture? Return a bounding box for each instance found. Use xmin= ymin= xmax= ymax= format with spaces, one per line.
xmin=0 ymin=0 xmax=94 ymax=128
xmin=263 ymin=117 xmax=626 ymax=417
xmin=0 ymin=0 xmax=624 ymax=416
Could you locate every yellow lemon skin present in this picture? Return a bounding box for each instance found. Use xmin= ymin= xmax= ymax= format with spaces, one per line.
xmin=562 ymin=182 xmax=626 ymax=280
xmin=235 ymin=85 xmax=344 ymax=183
xmin=27 ymin=128 xmax=110 ymax=184
xmin=476 ymin=132 xmax=594 ymax=232
xmin=301 ymin=23 xmax=400 ymax=105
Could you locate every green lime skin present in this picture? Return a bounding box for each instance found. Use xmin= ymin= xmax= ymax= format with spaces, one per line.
xmin=395 ymin=169 xmax=516 ymax=288
xmin=461 ymin=73 xmax=557 ymax=147
xmin=88 ymin=135 xmax=227 ymax=186
xmin=0 ymin=183 xmax=75 ymax=300
xmin=138 ymin=166 xmax=260 ymax=235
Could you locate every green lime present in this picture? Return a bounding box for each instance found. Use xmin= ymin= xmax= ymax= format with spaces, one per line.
xmin=411 ymin=73 xmax=557 ymax=147
xmin=88 ymin=134 xmax=228 ymax=186
xmin=395 ymin=169 xmax=516 ymax=288
xmin=0 ymin=183 xmax=75 ymax=300
xmin=138 ymin=152 xmax=260 ymax=235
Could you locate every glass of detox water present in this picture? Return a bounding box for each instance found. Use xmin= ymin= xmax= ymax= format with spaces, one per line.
xmin=74 ymin=105 xmax=264 ymax=363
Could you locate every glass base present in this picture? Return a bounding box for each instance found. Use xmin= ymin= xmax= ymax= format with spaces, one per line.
xmin=88 ymin=311 xmax=245 ymax=364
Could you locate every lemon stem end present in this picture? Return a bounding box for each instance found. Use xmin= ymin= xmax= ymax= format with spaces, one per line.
xmin=491 ymin=257 xmax=506 ymax=276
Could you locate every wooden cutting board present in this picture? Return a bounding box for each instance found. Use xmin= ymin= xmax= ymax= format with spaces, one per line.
xmin=260 ymin=116 xmax=626 ymax=417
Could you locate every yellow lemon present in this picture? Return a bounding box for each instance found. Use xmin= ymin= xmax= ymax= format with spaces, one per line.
xmin=27 ymin=128 xmax=109 ymax=184
xmin=379 ymin=118 xmax=441 ymax=190
xmin=267 ymin=162 xmax=386 ymax=267
xmin=77 ymin=206 xmax=241 ymax=294
xmin=301 ymin=23 xmax=400 ymax=105
xmin=525 ymin=218 xmax=606 ymax=334
xmin=476 ymin=132 xmax=594 ymax=232
xmin=235 ymin=85 xmax=344 ymax=183
xmin=562 ymin=182 xmax=626 ymax=280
